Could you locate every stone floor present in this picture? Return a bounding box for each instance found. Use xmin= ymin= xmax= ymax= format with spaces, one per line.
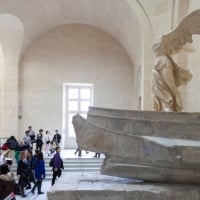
xmin=14 ymin=149 xmax=200 ymax=200
xmin=47 ymin=173 xmax=200 ymax=200
xmin=15 ymin=181 xmax=51 ymax=200
xmin=15 ymin=149 xmax=103 ymax=200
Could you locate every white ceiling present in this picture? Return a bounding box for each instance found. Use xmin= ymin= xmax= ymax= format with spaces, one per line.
xmin=0 ymin=0 xmax=144 ymax=65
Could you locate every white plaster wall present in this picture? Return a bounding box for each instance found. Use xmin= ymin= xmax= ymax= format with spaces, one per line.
xmin=0 ymin=44 xmax=4 ymax=136
xmin=185 ymin=37 xmax=200 ymax=112
xmin=0 ymin=14 xmax=23 ymax=137
xmin=185 ymin=2 xmax=200 ymax=111
xmin=166 ymin=1 xmax=200 ymax=112
xmin=19 ymin=24 xmax=134 ymax=147
xmin=130 ymin=0 xmax=173 ymax=110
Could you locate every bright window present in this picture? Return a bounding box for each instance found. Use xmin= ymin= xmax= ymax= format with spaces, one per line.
xmin=63 ymin=83 xmax=93 ymax=137
xmin=68 ymin=88 xmax=78 ymax=99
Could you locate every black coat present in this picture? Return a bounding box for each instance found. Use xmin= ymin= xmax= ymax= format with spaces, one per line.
xmin=53 ymin=134 xmax=61 ymax=143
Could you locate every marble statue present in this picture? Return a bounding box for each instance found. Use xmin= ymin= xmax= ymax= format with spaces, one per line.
xmin=151 ymin=9 xmax=200 ymax=111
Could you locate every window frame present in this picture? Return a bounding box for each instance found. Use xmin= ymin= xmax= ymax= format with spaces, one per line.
xmin=63 ymin=83 xmax=93 ymax=137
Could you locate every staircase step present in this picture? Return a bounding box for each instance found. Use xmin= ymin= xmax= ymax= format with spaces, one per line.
xmin=11 ymin=157 xmax=104 ymax=176
xmin=45 ymin=158 xmax=103 ymax=162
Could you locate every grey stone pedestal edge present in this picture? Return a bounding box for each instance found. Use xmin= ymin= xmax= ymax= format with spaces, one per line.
xmin=47 ymin=173 xmax=200 ymax=200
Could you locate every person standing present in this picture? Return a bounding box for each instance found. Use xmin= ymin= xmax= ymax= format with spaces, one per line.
xmin=23 ymin=131 xmax=32 ymax=150
xmin=31 ymin=152 xmax=45 ymax=195
xmin=0 ymin=163 xmax=15 ymax=200
xmin=14 ymin=141 xmax=28 ymax=164
xmin=53 ymin=130 xmax=61 ymax=147
xmin=44 ymin=131 xmax=52 ymax=156
xmin=36 ymin=129 xmax=44 ymax=152
xmin=26 ymin=126 xmax=36 ymax=149
xmin=74 ymin=147 xmax=82 ymax=157
xmin=94 ymin=152 xmax=100 ymax=158
xmin=51 ymin=147 xmax=64 ymax=186
xmin=17 ymin=151 xmax=29 ymax=197
xmin=26 ymin=150 xmax=35 ymax=189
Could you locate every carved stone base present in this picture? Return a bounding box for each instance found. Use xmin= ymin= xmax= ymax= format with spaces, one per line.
xmin=47 ymin=173 xmax=200 ymax=200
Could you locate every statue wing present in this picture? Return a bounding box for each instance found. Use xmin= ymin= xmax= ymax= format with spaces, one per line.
xmin=161 ymin=9 xmax=200 ymax=52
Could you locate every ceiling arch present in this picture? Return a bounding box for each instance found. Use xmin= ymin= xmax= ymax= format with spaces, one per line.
xmin=0 ymin=13 xmax=24 ymax=136
xmin=0 ymin=14 xmax=24 ymax=73
xmin=0 ymin=0 xmax=147 ymax=66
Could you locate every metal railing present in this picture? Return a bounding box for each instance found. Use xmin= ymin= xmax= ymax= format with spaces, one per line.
xmin=0 ymin=137 xmax=9 ymax=156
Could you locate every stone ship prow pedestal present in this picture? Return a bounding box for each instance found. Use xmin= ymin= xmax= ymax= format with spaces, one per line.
xmin=47 ymin=107 xmax=200 ymax=200
xmin=72 ymin=107 xmax=200 ymax=184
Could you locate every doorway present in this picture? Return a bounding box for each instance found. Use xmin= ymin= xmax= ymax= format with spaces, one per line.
xmin=63 ymin=83 xmax=93 ymax=148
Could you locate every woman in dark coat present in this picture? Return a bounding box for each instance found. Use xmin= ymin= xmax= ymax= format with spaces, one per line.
xmin=17 ymin=151 xmax=29 ymax=197
xmin=31 ymin=152 xmax=45 ymax=194
xmin=36 ymin=129 xmax=44 ymax=152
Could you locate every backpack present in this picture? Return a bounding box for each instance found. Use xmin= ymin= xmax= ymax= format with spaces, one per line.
xmin=6 ymin=136 xmax=19 ymax=150
xmin=49 ymin=157 xmax=54 ymax=167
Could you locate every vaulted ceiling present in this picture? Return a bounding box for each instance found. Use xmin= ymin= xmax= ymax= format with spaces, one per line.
xmin=0 ymin=0 xmax=146 ymax=64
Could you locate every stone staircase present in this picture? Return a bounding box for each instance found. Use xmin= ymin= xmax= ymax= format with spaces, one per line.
xmin=45 ymin=157 xmax=103 ymax=180
xmin=11 ymin=157 xmax=104 ymax=180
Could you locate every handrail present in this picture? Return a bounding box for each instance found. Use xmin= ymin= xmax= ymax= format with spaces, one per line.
xmin=0 ymin=137 xmax=9 ymax=144
xmin=0 ymin=137 xmax=9 ymax=156
xmin=0 ymin=137 xmax=9 ymax=140
xmin=0 ymin=137 xmax=9 ymax=146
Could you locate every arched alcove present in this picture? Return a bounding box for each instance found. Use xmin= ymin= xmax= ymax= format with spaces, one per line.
xmin=0 ymin=14 xmax=23 ymax=137
xmin=126 ymin=0 xmax=154 ymax=110
xmin=19 ymin=24 xmax=134 ymax=148
xmin=0 ymin=43 xmax=5 ymax=136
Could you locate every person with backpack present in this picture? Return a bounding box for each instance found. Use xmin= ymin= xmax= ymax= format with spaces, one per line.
xmin=6 ymin=136 xmax=19 ymax=151
xmin=50 ymin=147 xmax=64 ymax=186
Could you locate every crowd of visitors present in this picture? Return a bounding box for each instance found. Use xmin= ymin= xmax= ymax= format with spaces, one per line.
xmin=0 ymin=126 xmax=102 ymax=199
xmin=20 ymin=127 xmax=62 ymax=156
xmin=0 ymin=126 xmax=63 ymax=199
